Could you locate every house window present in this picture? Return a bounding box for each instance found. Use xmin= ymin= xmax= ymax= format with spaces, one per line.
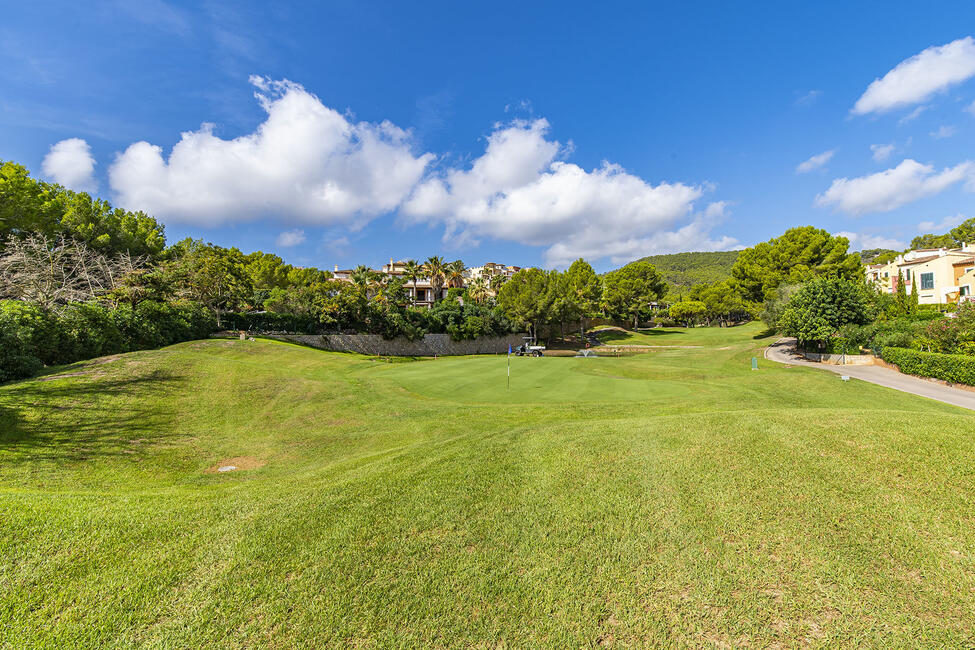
xmin=962 ymin=285 xmax=971 ymax=297
xmin=920 ymin=272 xmax=935 ymax=290
xmin=884 ymin=272 xmax=889 ymax=278
xmin=904 ymin=269 xmax=911 ymax=281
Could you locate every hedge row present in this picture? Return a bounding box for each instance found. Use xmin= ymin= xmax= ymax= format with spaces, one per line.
xmin=222 ymin=311 xmax=321 ymax=334
xmin=0 ymin=300 xmax=216 ymax=383
xmin=880 ymin=346 xmax=975 ymax=386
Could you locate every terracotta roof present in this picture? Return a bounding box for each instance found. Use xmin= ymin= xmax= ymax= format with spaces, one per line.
xmin=898 ymin=255 xmax=940 ymax=266
xmin=952 ymin=258 xmax=975 ymax=266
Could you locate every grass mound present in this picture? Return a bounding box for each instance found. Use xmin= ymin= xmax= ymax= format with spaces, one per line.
xmin=2 ymin=323 xmax=974 ymax=646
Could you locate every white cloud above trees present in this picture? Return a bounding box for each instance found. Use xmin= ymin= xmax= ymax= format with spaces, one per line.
xmin=918 ymin=214 xmax=966 ymax=233
xmin=275 ymin=229 xmax=306 ymax=247
xmin=56 ymin=77 xmax=736 ymax=266
xmin=816 ymin=159 xmax=973 ymax=215
xmin=835 ymin=230 xmax=906 ymax=251
xmin=853 ymin=37 xmax=975 ymax=115
xmin=42 ymin=138 xmax=97 ymax=192
xmin=400 ymin=119 xmax=735 ymax=266
xmin=108 ymin=76 xmax=434 ymax=227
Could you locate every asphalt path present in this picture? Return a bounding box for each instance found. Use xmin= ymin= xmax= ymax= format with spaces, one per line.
xmin=764 ymin=337 xmax=975 ymax=412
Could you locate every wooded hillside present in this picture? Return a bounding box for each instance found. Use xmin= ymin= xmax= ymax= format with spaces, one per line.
xmin=629 ymin=250 xmax=740 ymax=293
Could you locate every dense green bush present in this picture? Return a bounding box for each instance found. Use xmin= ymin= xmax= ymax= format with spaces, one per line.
xmin=421 ymin=299 xmax=515 ymax=341
xmin=881 ymin=347 xmax=975 ymax=385
xmin=0 ymin=303 xmax=47 ymax=382
xmin=114 ymin=301 xmax=216 ymax=350
xmin=0 ymin=299 xmax=216 ymax=383
xmin=224 ymin=311 xmax=320 ymax=334
xmin=779 ymin=276 xmax=873 ymax=347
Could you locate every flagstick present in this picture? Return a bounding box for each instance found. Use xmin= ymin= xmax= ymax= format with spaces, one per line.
xmin=507 ymin=347 xmax=510 ymax=390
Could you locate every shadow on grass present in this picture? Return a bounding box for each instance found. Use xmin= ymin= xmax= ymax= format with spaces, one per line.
xmin=0 ymin=369 xmax=182 ymax=464
xmin=597 ymin=329 xmax=682 ymax=342
xmin=752 ymin=327 xmax=778 ymax=340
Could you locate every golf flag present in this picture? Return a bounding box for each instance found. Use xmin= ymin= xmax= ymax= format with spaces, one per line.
xmin=507 ymin=344 xmax=511 ymax=389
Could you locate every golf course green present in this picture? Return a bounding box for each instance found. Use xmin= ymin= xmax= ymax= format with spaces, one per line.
xmin=2 ymin=322 xmax=974 ymax=646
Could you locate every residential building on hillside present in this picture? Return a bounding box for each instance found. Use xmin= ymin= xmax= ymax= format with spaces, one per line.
xmin=866 ymin=244 xmax=975 ymax=305
xmin=331 ymin=259 xmax=521 ymax=306
xmin=465 ymin=262 xmax=521 ymax=282
xmin=379 ymin=259 xmax=449 ymax=307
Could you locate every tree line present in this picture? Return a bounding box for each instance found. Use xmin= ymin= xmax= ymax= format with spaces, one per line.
xmin=1 ymin=158 xmax=875 ymax=381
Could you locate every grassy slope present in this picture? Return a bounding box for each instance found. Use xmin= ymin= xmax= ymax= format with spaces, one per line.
xmin=2 ymin=325 xmax=975 ymax=646
xmin=592 ymin=325 xmax=756 ymax=347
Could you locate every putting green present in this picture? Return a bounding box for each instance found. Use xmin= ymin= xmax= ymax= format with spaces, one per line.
xmin=2 ymin=323 xmax=974 ymax=646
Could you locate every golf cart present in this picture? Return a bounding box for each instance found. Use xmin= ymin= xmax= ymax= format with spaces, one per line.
xmin=514 ymin=336 xmax=545 ymax=357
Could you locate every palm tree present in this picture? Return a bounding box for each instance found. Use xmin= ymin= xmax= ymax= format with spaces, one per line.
xmin=489 ymin=273 xmax=507 ymax=294
xmin=350 ymin=264 xmax=372 ymax=289
xmin=446 ymin=259 xmax=466 ymax=289
xmin=423 ymin=256 xmax=447 ymax=303
xmin=350 ymin=264 xmax=382 ymax=299
xmin=467 ymin=276 xmax=489 ymax=304
xmin=402 ymin=259 xmax=422 ymax=305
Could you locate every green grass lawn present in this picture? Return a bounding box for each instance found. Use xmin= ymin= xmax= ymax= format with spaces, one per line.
xmin=2 ymin=324 xmax=975 ymax=646
xmin=593 ymin=324 xmax=764 ymax=347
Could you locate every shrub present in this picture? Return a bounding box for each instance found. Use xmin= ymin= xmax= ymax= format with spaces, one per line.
xmin=881 ymin=347 xmax=975 ymax=385
xmin=0 ymin=299 xmax=217 ymax=384
xmin=833 ymin=323 xmax=872 ymax=353
xmin=0 ymin=302 xmax=47 ymax=382
xmin=0 ymin=300 xmax=59 ymax=364
xmin=56 ymin=303 xmax=123 ymax=363
xmin=779 ymin=276 xmax=873 ymax=346
xmin=224 ymin=311 xmax=320 ymax=334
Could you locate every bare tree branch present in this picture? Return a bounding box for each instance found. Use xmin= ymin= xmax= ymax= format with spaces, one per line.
xmin=0 ymin=234 xmax=148 ymax=313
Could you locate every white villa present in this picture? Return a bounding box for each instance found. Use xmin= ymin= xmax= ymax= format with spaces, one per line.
xmin=866 ymin=244 xmax=975 ymax=305
xmin=332 ymin=259 xmax=520 ymax=308
xmin=465 ymin=262 xmax=522 ymax=283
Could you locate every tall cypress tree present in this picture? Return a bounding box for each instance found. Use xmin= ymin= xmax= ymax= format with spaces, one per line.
xmin=895 ymin=270 xmax=908 ymax=315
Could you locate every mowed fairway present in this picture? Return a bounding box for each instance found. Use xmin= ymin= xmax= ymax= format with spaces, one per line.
xmin=2 ymin=324 xmax=975 ymax=646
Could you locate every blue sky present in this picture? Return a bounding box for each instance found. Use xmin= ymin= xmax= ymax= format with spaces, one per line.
xmin=4 ymin=1 xmax=975 ymax=271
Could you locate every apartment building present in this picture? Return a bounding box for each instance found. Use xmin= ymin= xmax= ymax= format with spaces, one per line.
xmin=465 ymin=262 xmax=521 ymax=282
xmin=866 ymin=244 xmax=975 ymax=305
xmin=332 ymin=259 xmax=466 ymax=307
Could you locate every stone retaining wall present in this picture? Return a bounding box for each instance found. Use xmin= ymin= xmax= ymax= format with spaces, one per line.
xmin=801 ymin=351 xmax=876 ymax=365
xmin=260 ymin=332 xmax=528 ymax=356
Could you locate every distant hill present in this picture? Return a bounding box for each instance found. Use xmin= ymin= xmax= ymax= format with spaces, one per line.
xmin=629 ymin=250 xmax=740 ymax=292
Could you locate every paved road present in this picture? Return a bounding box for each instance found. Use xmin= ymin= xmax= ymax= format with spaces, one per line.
xmin=764 ymin=337 xmax=975 ymax=412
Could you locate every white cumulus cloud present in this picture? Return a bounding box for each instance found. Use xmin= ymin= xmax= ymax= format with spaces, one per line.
xmin=108 ymin=76 xmax=434 ymax=227
xmin=918 ymin=214 xmax=967 ymax=232
xmin=835 ymin=231 xmax=907 ymax=251
xmin=853 ymin=36 xmax=975 ymax=115
xmin=400 ymin=118 xmax=735 ymax=266
xmin=275 ymin=229 xmax=306 ymax=247
xmin=816 ymin=159 xmax=974 ymax=215
xmin=796 ymin=149 xmax=834 ymax=173
xmin=42 ymin=138 xmax=97 ymax=192
xmin=870 ymin=143 xmax=895 ymax=162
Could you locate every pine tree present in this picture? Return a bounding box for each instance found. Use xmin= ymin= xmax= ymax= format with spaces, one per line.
xmin=909 ymin=278 xmax=919 ymax=315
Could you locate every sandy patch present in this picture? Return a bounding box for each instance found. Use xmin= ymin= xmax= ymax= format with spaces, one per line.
xmin=38 ymin=371 xmax=90 ymax=382
xmin=84 ymin=355 xmax=121 ymax=366
xmin=205 ymin=456 xmax=267 ymax=473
